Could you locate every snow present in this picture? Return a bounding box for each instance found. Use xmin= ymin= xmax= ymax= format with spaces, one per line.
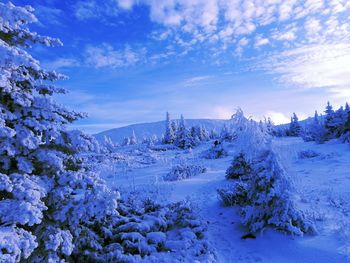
xmin=101 ymin=137 xmax=350 ymax=262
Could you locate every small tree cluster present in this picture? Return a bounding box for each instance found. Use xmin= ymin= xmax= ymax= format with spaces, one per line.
xmin=302 ymin=111 xmax=327 ymax=143
xmin=218 ymin=110 xmax=314 ymax=236
xmin=302 ymin=101 xmax=350 ymax=143
xmin=164 ymin=114 xmax=210 ymax=149
xmin=287 ymin=113 xmax=301 ymax=136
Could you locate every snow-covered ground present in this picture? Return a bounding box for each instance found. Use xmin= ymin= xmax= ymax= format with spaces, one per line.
xmin=101 ymin=137 xmax=350 ymax=262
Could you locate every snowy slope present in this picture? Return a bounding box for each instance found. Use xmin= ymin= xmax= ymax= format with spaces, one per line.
xmin=95 ymin=119 xmax=228 ymax=143
xmin=100 ymin=138 xmax=350 ymax=262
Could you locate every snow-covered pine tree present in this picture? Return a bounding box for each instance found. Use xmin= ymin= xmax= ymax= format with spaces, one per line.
xmin=345 ymin=102 xmax=350 ymax=113
xmin=163 ymin=112 xmax=175 ymax=144
xmin=265 ymin=117 xmax=275 ymax=136
xmin=103 ymin=135 xmax=115 ymax=152
xmin=200 ymin=125 xmax=209 ymax=141
xmin=174 ymin=115 xmax=194 ymax=149
xmin=240 ymin=148 xmax=315 ymax=235
xmin=129 ymin=130 xmax=137 ymax=145
xmin=324 ymin=101 xmax=336 ymax=136
xmin=331 ymin=106 xmax=348 ymax=137
xmin=220 ymin=124 xmax=234 ymax=141
xmin=340 ymin=110 xmax=350 ymax=143
xmin=225 ymin=152 xmax=251 ymax=180
xmin=288 ymin=113 xmax=301 ymax=136
xmin=190 ymin=126 xmax=201 ymax=146
xmin=0 ymin=3 xmax=121 ymax=261
xmin=122 ymin=136 xmax=130 ymax=146
xmin=221 ymin=112 xmax=314 ymax=236
xmin=302 ymin=111 xmax=327 ymax=143
xmin=209 ymin=128 xmax=218 ymax=139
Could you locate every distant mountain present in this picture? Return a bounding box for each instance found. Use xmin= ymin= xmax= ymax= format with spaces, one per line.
xmin=95 ymin=114 xmax=321 ymax=144
xmin=94 ymin=119 xmax=229 ymax=143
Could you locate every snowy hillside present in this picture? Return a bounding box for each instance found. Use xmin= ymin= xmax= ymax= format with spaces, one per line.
xmin=95 ymin=119 xmax=228 ymax=143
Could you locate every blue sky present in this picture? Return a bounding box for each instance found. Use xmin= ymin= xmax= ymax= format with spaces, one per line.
xmin=12 ymin=0 xmax=350 ymax=133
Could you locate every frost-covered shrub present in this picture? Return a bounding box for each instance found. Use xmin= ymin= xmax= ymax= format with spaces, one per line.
xmin=298 ymin=150 xmax=320 ymax=159
xmin=68 ymin=198 xmax=214 ymax=262
xmin=202 ymin=142 xmax=228 ymax=159
xmin=217 ymin=182 xmax=248 ymax=207
xmin=225 ymin=152 xmax=251 ymax=180
xmin=150 ymin=144 xmax=178 ymax=152
xmin=164 ymin=164 xmax=207 ymax=181
xmin=240 ymin=149 xmax=315 ymax=235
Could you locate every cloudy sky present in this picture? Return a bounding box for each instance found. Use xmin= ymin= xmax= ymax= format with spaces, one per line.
xmin=13 ymin=0 xmax=350 ymax=133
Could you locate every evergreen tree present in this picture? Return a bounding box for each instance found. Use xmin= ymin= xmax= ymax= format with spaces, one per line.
xmin=174 ymin=115 xmax=194 ymax=149
xmin=302 ymin=111 xmax=326 ymax=143
xmin=200 ymin=125 xmax=209 ymax=141
xmin=0 ymin=3 xmax=119 ymax=261
xmin=225 ymin=152 xmax=251 ymax=180
xmin=129 ymin=130 xmax=137 ymax=145
xmin=288 ymin=113 xmax=301 ymax=136
xmin=209 ymin=128 xmax=218 ymax=139
xmin=220 ymin=124 xmax=234 ymax=141
xmin=324 ymin=101 xmax=336 ymax=135
xmin=240 ymin=149 xmax=315 ymax=235
xmin=163 ymin=112 xmax=175 ymax=144
xmin=340 ymin=111 xmax=350 ymax=143
xmin=266 ymin=117 xmax=275 ymax=136
xmin=122 ymin=136 xmax=130 ymax=146
xmin=190 ymin=126 xmax=200 ymax=145
xmin=171 ymin=119 xmax=177 ymax=137
xmin=103 ymin=135 xmax=115 ymax=152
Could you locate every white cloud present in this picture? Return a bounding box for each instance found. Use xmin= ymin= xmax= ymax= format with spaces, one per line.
xmin=117 ymin=0 xmax=135 ymax=10
xmin=85 ymin=44 xmax=145 ymax=68
xmin=45 ymin=58 xmax=80 ymax=70
xmin=255 ymin=43 xmax=350 ymax=97
xmin=183 ymin=75 xmax=213 ymax=86
xmin=110 ymin=0 xmax=350 ymax=54
xmin=73 ymin=0 xmax=350 ymax=60
xmin=254 ymin=36 xmax=269 ymax=48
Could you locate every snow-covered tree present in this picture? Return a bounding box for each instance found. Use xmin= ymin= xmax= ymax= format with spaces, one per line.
xmin=163 ymin=112 xmax=175 ymax=144
xmin=190 ymin=126 xmax=201 ymax=146
xmin=129 ymin=130 xmax=137 ymax=145
xmin=265 ymin=117 xmax=275 ymax=136
xmin=220 ymin=124 xmax=234 ymax=141
xmin=324 ymin=101 xmax=336 ymax=135
xmin=225 ymin=152 xmax=251 ymax=180
xmin=288 ymin=113 xmax=301 ymax=136
xmin=240 ymin=149 xmax=315 ymax=235
xmin=302 ymin=111 xmax=327 ymax=143
xmin=340 ymin=111 xmax=350 ymax=143
xmin=122 ymin=136 xmax=130 ymax=146
xmin=221 ymin=112 xmax=314 ymax=236
xmin=174 ymin=115 xmax=194 ymax=149
xmin=0 ymin=3 xmax=121 ymax=261
xmin=103 ymin=135 xmax=116 ymax=151
xmin=209 ymin=128 xmax=218 ymax=139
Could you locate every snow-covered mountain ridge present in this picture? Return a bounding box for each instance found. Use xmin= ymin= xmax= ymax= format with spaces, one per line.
xmin=95 ymin=119 xmax=229 ymax=143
